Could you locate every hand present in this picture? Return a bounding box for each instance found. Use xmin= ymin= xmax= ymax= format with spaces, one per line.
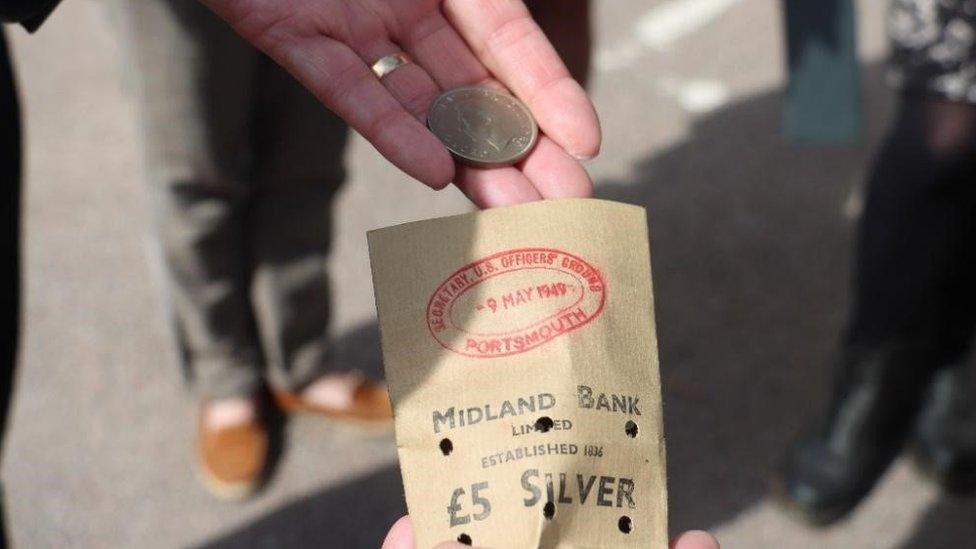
xmin=380 ymin=516 xmax=721 ymax=549
xmin=199 ymin=0 xmax=601 ymax=208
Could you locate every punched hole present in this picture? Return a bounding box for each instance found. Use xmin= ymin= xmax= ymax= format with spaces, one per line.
xmin=543 ymin=501 xmax=556 ymax=520
xmin=625 ymin=420 xmax=639 ymax=438
xmin=439 ymin=438 xmax=453 ymax=456
xmin=618 ymin=515 xmax=633 ymax=534
xmin=535 ymin=416 xmax=554 ymax=433
xmin=457 ymin=533 xmax=472 ymax=545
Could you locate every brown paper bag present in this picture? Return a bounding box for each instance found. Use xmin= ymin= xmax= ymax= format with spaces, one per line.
xmin=368 ymin=198 xmax=667 ymax=548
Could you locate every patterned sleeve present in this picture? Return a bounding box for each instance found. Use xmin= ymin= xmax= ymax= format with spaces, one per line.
xmin=888 ymin=0 xmax=976 ymax=102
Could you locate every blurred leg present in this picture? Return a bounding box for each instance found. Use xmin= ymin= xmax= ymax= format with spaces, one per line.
xmin=1 ymin=29 xmax=21 ymax=547
xmin=0 ymin=29 xmax=20 ymax=460
xmin=848 ymin=98 xmax=976 ymax=360
xmin=780 ymin=96 xmax=976 ymax=523
xmin=247 ymin=54 xmax=350 ymax=392
xmin=780 ymin=0 xmax=976 ymax=511
xmin=526 ymin=0 xmax=591 ymax=86
xmin=854 ymin=99 xmax=976 ymax=493
xmin=114 ymin=0 xmax=263 ymax=400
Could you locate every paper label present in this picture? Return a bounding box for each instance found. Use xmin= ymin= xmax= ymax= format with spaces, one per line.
xmin=368 ymin=199 xmax=667 ymax=548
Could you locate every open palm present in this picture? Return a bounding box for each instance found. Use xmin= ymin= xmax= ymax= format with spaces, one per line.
xmin=200 ymin=0 xmax=601 ymax=208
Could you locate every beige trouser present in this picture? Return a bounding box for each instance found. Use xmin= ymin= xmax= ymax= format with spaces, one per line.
xmin=113 ymin=0 xmax=349 ymax=399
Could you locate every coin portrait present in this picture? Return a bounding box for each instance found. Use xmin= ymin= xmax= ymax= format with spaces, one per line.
xmin=427 ymin=87 xmax=539 ymax=168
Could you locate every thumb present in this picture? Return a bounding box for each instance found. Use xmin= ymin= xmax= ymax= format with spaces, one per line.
xmin=381 ymin=517 xmax=415 ymax=549
xmin=670 ymin=530 xmax=720 ymax=549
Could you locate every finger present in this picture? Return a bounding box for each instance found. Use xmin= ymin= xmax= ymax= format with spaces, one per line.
xmin=455 ymin=165 xmax=543 ymax=208
xmin=517 ymin=136 xmax=593 ymax=199
xmin=253 ymin=33 xmax=453 ymax=188
xmin=670 ymin=530 xmax=721 ymax=549
xmin=348 ymin=36 xmax=444 ymax=122
xmin=394 ymin=10 xmax=490 ymax=90
xmin=442 ymin=0 xmax=601 ymax=160
xmin=394 ymin=11 xmax=590 ymax=204
xmin=393 ymin=8 xmax=592 ymax=203
xmin=381 ymin=516 xmax=415 ymax=549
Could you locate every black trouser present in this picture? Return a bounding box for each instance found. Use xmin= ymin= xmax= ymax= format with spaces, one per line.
xmin=0 ymin=27 xmax=21 ymax=549
xmin=847 ymin=95 xmax=976 ymax=368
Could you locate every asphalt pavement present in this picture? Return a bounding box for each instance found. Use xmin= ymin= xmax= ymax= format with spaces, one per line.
xmin=4 ymin=0 xmax=976 ymax=547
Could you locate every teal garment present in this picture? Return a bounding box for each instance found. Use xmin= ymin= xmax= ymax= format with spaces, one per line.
xmin=782 ymin=0 xmax=861 ymax=142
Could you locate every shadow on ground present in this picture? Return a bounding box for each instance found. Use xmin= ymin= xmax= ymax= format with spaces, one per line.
xmin=198 ymin=63 xmax=976 ymax=548
xmin=594 ymin=67 xmax=879 ymax=535
xmin=596 ymin=62 xmax=976 ymax=545
xmin=196 ymin=465 xmax=405 ymax=549
xmin=899 ymin=493 xmax=976 ymax=549
xmin=331 ymin=321 xmax=385 ymax=382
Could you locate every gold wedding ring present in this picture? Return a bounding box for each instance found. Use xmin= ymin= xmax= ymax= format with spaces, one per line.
xmin=370 ymin=52 xmax=413 ymax=79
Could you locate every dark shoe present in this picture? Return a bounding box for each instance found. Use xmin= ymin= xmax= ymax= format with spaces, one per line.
xmin=912 ymin=363 xmax=976 ymax=494
xmin=777 ymin=343 xmax=933 ymax=525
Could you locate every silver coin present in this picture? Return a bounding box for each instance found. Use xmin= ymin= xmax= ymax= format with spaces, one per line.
xmin=427 ymin=87 xmax=538 ymax=168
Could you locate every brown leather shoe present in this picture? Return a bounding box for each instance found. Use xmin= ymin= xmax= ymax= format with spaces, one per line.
xmin=196 ymin=413 xmax=268 ymax=501
xmin=273 ymin=376 xmax=393 ymax=427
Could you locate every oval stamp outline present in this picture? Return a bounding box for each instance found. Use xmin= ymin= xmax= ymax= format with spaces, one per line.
xmin=426 ymin=247 xmax=606 ymax=358
xmin=448 ymin=266 xmax=586 ymax=337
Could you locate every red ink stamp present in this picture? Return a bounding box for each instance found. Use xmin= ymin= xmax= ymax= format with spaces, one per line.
xmin=426 ymin=248 xmax=606 ymax=358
